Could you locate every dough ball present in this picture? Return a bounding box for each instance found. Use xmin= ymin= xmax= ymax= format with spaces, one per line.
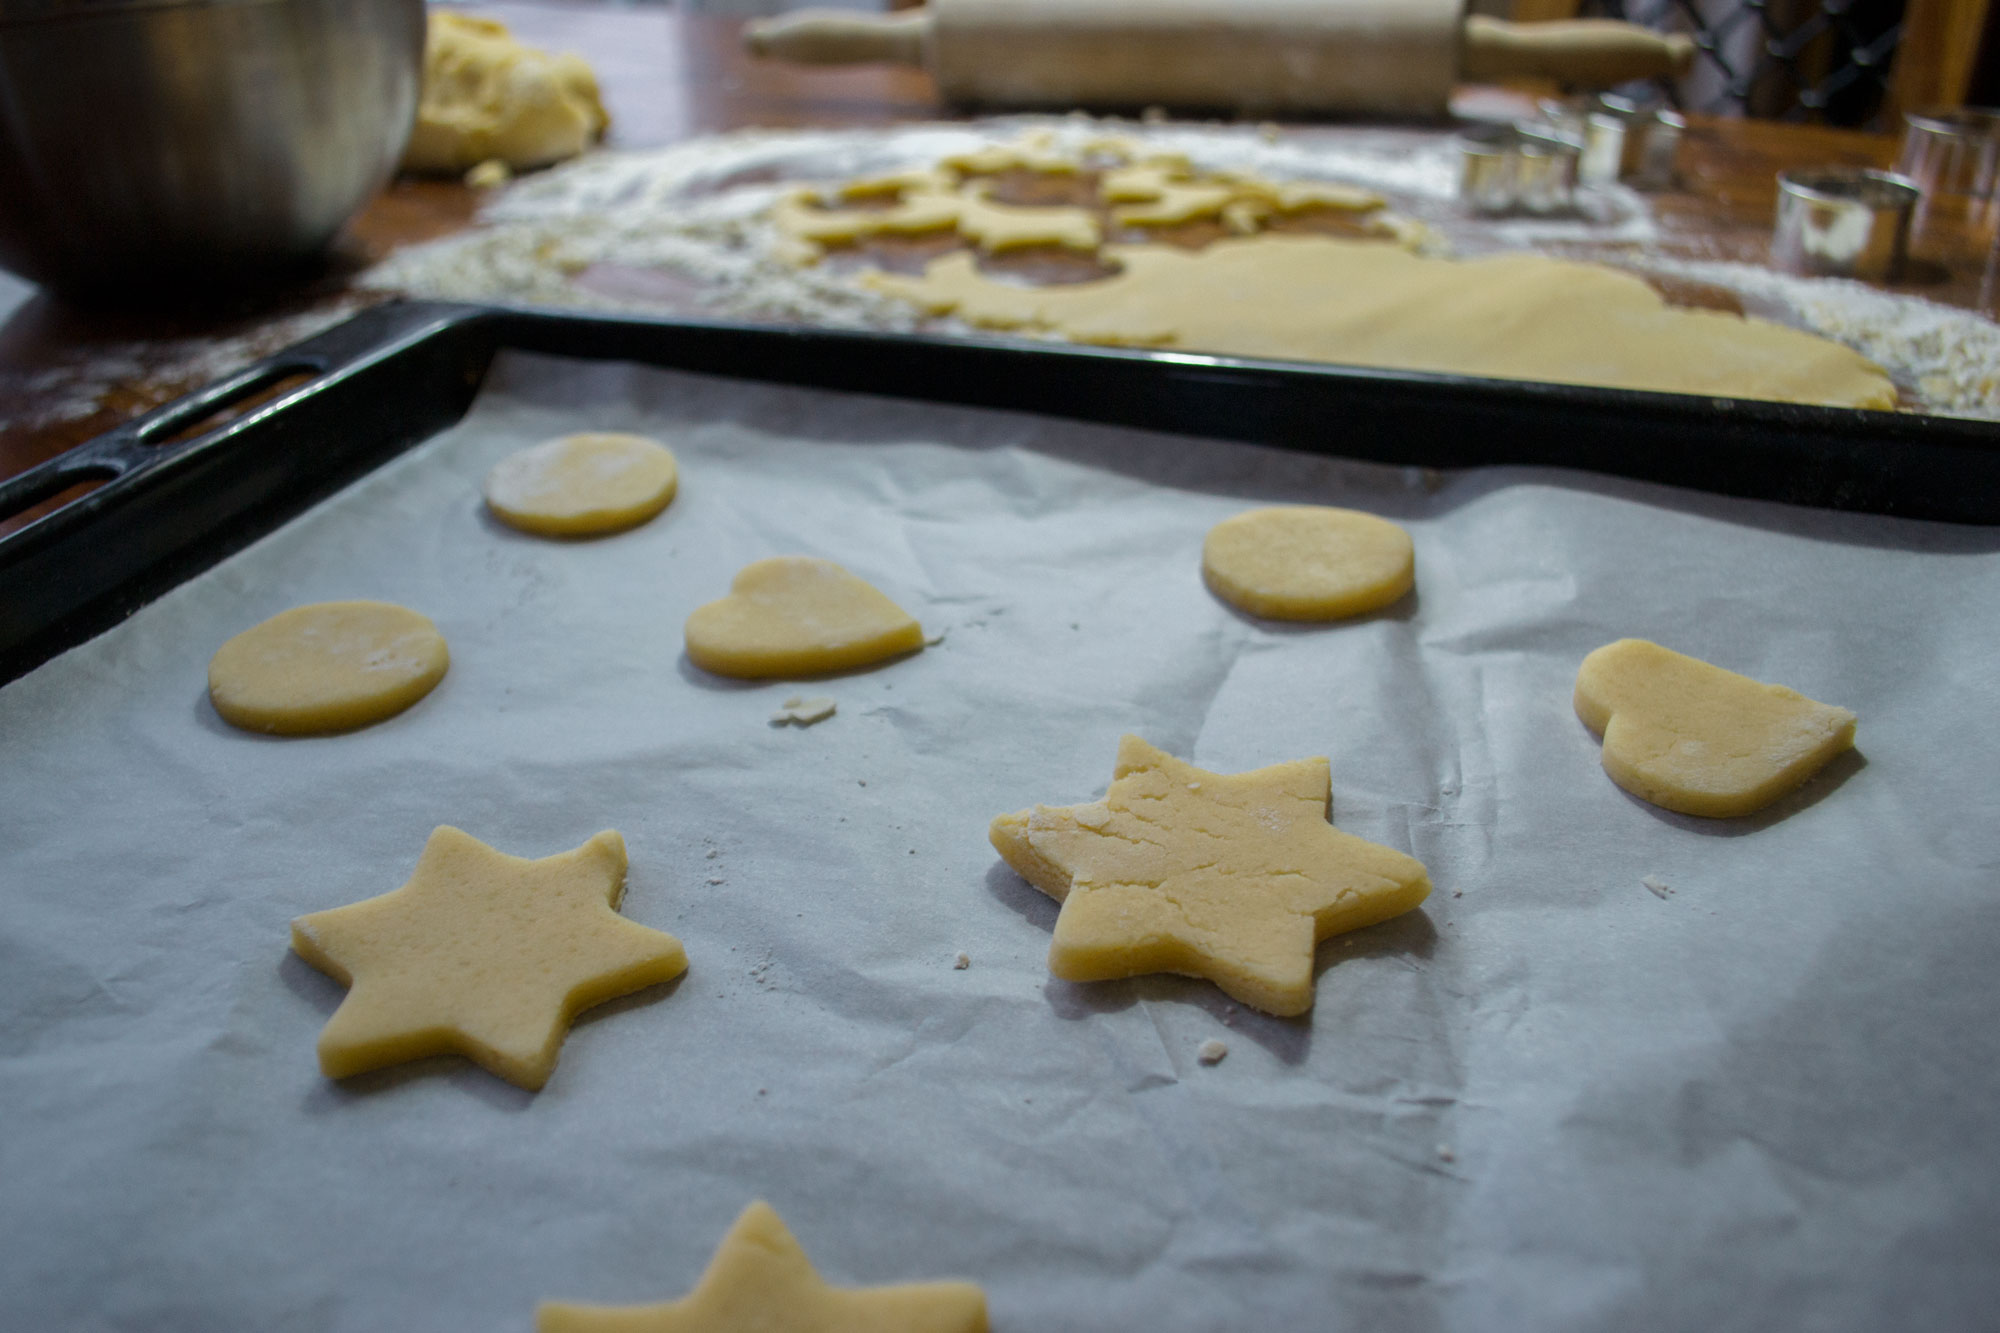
xmin=1202 ymin=505 xmax=1414 ymax=620
xmin=208 ymin=602 xmax=449 ymax=736
xmin=401 ymin=13 xmax=609 ymax=175
xmin=483 ymin=433 xmax=679 ymax=537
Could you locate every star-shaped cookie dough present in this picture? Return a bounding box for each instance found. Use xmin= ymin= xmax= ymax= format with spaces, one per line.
xmin=990 ymin=735 xmax=1431 ymax=1016
xmin=290 ymin=827 xmax=687 ymax=1090
xmin=536 ymin=1200 xmax=988 ymax=1332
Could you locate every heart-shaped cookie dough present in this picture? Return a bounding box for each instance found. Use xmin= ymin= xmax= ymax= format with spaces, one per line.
xmin=1574 ymin=638 xmax=1856 ymax=817
xmin=685 ymin=556 xmax=923 ymax=679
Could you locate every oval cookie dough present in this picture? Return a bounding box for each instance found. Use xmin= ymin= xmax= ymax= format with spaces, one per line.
xmin=1574 ymin=638 xmax=1857 ymax=817
xmin=1202 ymin=505 xmax=1415 ymax=620
xmin=685 ymin=556 xmax=923 ymax=679
xmin=208 ymin=601 xmax=449 ymax=735
xmin=484 ymin=432 xmax=679 ymax=537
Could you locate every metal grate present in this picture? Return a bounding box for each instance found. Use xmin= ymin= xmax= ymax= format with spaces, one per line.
xmin=1578 ymin=0 xmax=1907 ymax=126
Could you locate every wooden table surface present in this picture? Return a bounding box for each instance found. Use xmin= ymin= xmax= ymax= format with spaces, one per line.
xmin=2 ymin=2 xmax=1995 ymax=530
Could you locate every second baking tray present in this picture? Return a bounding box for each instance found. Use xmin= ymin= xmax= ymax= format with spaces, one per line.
xmin=4 ymin=297 xmax=1998 ymax=683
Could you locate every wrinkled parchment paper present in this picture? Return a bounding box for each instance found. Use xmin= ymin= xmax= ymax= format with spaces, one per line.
xmin=5 ymin=351 xmax=1999 ymax=1332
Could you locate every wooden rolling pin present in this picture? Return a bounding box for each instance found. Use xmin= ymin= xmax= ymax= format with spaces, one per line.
xmin=745 ymin=0 xmax=1694 ymax=117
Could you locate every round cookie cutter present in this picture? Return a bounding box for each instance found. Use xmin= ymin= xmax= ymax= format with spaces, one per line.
xmin=1770 ymin=167 xmax=1920 ymax=282
xmin=1458 ymin=121 xmax=1586 ymax=216
xmin=1540 ymin=93 xmax=1687 ymax=189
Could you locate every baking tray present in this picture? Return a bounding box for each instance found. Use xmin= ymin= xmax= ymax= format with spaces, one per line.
xmin=5 ymin=297 xmax=1998 ymax=684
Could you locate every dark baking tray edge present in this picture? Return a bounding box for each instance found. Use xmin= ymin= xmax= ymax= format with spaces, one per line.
xmin=3 ymin=297 xmax=1997 ymax=685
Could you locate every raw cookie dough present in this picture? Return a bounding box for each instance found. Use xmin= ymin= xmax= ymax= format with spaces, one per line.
xmin=772 ymin=133 xmax=1388 ymax=263
xmin=1202 ymin=505 xmax=1415 ymax=620
xmin=537 ymin=1200 xmax=988 ymax=1332
xmin=685 ymin=557 xmax=924 ymax=679
xmin=484 ymin=432 xmax=680 ymax=537
xmin=290 ymin=827 xmax=686 ymax=1090
xmin=868 ymin=234 xmax=1899 ymax=409
xmin=773 ymin=180 xmax=1101 ymax=258
xmin=1574 ymin=638 xmax=1858 ymax=817
xmin=989 ymin=735 xmax=1431 ymax=1016
xmin=207 ymin=601 xmax=449 ymax=735
xmin=401 ymin=12 xmax=609 ymax=175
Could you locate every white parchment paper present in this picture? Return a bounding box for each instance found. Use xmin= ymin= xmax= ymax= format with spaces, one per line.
xmin=4 ymin=351 xmax=1998 ymax=1332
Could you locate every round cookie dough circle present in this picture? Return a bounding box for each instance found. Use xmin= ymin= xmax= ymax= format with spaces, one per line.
xmin=483 ymin=432 xmax=679 ymax=537
xmin=1202 ymin=506 xmax=1414 ymax=620
xmin=208 ymin=601 xmax=450 ymax=735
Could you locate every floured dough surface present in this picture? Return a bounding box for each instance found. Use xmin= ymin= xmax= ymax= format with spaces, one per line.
xmin=290 ymin=827 xmax=686 ymax=1090
xmin=869 ymin=234 xmax=1899 ymax=409
xmin=1203 ymin=505 xmax=1415 ymax=620
xmin=1574 ymin=638 xmax=1858 ymax=817
xmin=484 ymin=432 xmax=680 ymax=536
xmin=402 ymin=12 xmax=609 ymax=174
xmin=685 ymin=557 xmax=924 ymax=679
xmin=537 ymin=1199 xmax=989 ymax=1332
xmin=989 ymin=735 xmax=1431 ymax=1016
xmin=207 ymin=600 xmax=449 ymax=735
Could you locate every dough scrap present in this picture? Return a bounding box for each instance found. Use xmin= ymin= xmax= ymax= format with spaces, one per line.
xmin=685 ymin=557 xmax=923 ymax=679
xmin=484 ymin=432 xmax=680 ymax=537
xmin=772 ymin=188 xmax=963 ymax=247
xmin=537 ymin=1200 xmax=988 ymax=1332
xmin=207 ymin=601 xmax=449 ymax=735
xmin=773 ymin=180 xmax=1100 ymax=258
xmin=1203 ymin=505 xmax=1415 ymax=620
xmin=940 ymin=133 xmax=1081 ymax=176
xmin=989 ymin=735 xmax=1431 ymax=1016
xmin=772 ymin=135 xmax=1385 ymax=263
xmin=1101 ymin=162 xmax=1383 ymax=230
xmin=954 ymin=185 xmax=1102 ymax=252
xmin=401 ymin=13 xmax=609 ymax=175
xmin=290 ymin=827 xmax=686 ymax=1090
xmin=770 ymin=695 xmax=837 ymax=727
xmin=1574 ymin=638 xmax=1858 ymax=817
xmin=867 ymin=234 xmax=1898 ymax=409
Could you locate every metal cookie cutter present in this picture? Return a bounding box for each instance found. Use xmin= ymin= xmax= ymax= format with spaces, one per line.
xmin=1771 ymin=167 xmax=1920 ymax=281
xmin=1458 ymin=121 xmax=1585 ymax=216
xmin=1540 ymin=94 xmax=1687 ymax=188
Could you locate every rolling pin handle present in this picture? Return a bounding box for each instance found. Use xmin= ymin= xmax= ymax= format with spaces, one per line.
xmin=1461 ymin=15 xmax=1696 ymax=87
xmin=744 ymin=9 xmax=931 ymax=67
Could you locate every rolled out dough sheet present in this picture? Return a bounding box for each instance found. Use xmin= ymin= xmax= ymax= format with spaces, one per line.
xmin=867 ymin=234 xmax=1898 ymax=409
xmin=2 ymin=351 xmax=1996 ymax=1332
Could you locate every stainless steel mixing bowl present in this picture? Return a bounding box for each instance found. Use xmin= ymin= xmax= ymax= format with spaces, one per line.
xmin=0 ymin=0 xmax=424 ymax=300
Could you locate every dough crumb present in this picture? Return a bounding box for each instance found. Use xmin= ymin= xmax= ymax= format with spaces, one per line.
xmin=707 ymin=876 xmax=725 ymax=886
xmin=770 ymin=695 xmax=837 ymax=727
xmin=953 ymin=952 xmax=971 ymax=970
xmin=1197 ymin=1039 xmax=1229 ymax=1065
xmin=1642 ymin=875 xmax=1674 ymax=899
xmin=1437 ymin=1143 xmax=1456 ymax=1162
xmin=1452 ymin=889 xmax=1463 ymax=898
xmin=464 ymin=158 xmax=512 ymax=189
xmin=924 ymin=628 xmax=947 ymax=646
xmin=706 ymin=848 xmax=719 ymax=859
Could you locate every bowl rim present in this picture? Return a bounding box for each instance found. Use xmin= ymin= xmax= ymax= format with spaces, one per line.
xmin=0 ymin=0 xmax=301 ymax=25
